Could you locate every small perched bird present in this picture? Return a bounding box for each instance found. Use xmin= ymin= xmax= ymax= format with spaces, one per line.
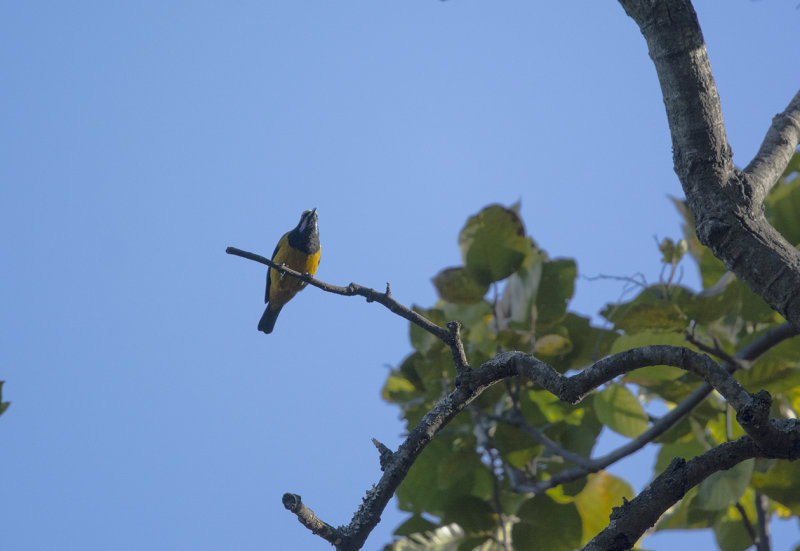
xmin=258 ymin=209 xmax=321 ymax=334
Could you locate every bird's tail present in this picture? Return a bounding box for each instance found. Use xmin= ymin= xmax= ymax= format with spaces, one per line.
xmin=257 ymin=306 xmax=282 ymax=334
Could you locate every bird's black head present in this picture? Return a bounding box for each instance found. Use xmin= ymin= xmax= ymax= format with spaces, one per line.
xmin=288 ymin=208 xmax=320 ymax=253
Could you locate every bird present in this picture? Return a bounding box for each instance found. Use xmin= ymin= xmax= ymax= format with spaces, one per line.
xmin=257 ymin=208 xmax=321 ymax=334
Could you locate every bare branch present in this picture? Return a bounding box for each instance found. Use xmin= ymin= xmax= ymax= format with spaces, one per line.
xmin=745 ymin=89 xmax=800 ymax=203
xmin=281 ymin=493 xmax=342 ymax=547
xmin=446 ymin=321 xmax=471 ymax=375
xmin=582 ymin=439 xmax=762 ymax=551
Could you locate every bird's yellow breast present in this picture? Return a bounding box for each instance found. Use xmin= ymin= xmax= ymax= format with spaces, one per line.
xmin=268 ymin=234 xmax=321 ymax=309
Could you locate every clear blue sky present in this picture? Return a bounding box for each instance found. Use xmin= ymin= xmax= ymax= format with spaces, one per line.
xmin=1 ymin=1 xmax=797 ymax=549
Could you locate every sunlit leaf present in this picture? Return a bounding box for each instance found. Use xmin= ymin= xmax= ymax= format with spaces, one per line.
xmin=534 ymin=334 xmax=573 ymax=356
xmin=459 ymin=204 xmax=529 ymax=284
xmin=593 ymin=384 xmax=649 ymax=438
xmin=574 ymin=471 xmax=634 ymax=545
xmin=382 ymin=370 xmax=419 ymax=404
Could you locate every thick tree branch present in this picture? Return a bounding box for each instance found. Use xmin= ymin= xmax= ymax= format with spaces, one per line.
xmin=494 ymin=324 xmax=799 ymax=494
xmin=618 ymin=0 xmax=800 ymax=330
xmin=582 ymin=438 xmax=762 ymax=551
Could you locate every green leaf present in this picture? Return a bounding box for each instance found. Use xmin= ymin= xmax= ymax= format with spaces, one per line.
xmin=695 ymin=459 xmax=753 ymax=511
xmin=574 ymin=471 xmax=634 ymax=545
xmin=382 ymin=370 xmax=420 ymax=404
xmin=734 ymin=278 xmax=783 ymax=324
xmin=458 ymin=204 xmax=529 ymax=284
xmin=536 ymin=259 xmax=576 ymax=327
xmin=410 ymin=306 xmax=447 ymax=354
xmin=593 ymin=384 xmax=649 ymax=438
xmin=393 ymin=514 xmax=439 ymax=537
xmin=750 ymin=459 xmax=800 ymax=515
xmin=713 ymin=513 xmax=753 ymax=551
xmin=398 ymin=438 xmax=480 ymax=517
xmin=492 ymin=423 xmax=542 ymax=469
xmin=440 ymin=301 xmax=493 ymax=329
xmin=397 ymin=440 xmax=451 ymax=515
xmin=534 ymin=334 xmax=573 ymax=356
xmin=432 ymin=267 xmax=490 ymax=304
xmin=512 ymin=494 xmax=582 ymax=551
xmin=544 ymin=314 xmax=616 ymax=375
xmin=736 ymin=363 xmax=800 ymax=398
xmin=614 ymin=301 xmax=688 ymax=333
xmin=611 ymin=329 xmax=689 ymax=356
xmin=766 ymin=164 xmax=800 ymax=246
xmin=659 ymin=237 xmax=688 ymax=264
xmin=441 ymin=496 xmax=496 ymax=535
xmin=655 ymin=438 xmax=707 ymax=474
xmin=656 ymin=488 xmax=722 ymax=530
xmin=547 ymin=419 xmax=602 ymax=460
xmin=673 ymin=276 xmax=739 ymax=323
xmin=436 ymin=446 xmax=482 ymax=494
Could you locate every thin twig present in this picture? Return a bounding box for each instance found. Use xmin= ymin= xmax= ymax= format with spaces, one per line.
xmin=475 ymin=408 xmax=594 ymax=469
xmin=469 ymin=409 xmax=511 ymax=551
xmin=754 ymin=491 xmax=771 ymax=551
xmin=734 ymin=501 xmax=757 ymax=545
xmin=684 ymin=330 xmax=751 ymax=371
xmin=226 ymin=245 xmax=455 ymax=348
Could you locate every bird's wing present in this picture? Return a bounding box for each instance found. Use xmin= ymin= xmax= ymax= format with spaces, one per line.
xmin=265 ymin=238 xmax=283 ymax=304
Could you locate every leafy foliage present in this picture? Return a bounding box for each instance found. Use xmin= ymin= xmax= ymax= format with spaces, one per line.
xmin=383 ymin=160 xmax=800 ymax=551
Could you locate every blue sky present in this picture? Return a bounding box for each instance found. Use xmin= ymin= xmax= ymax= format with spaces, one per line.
xmin=1 ymin=1 xmax=798 ymax=549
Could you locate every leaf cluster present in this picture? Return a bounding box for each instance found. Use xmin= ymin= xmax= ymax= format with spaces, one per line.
xmin=383 ymin=164 xmax=800 ymax=551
